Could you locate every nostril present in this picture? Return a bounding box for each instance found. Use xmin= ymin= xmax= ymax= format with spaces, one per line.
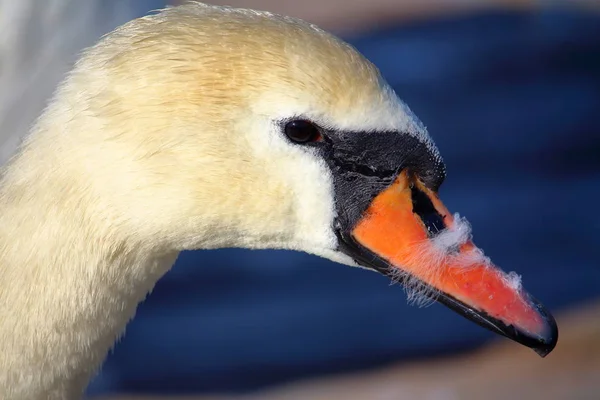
xmin=409 ymin=183 xmax=446 ymax=237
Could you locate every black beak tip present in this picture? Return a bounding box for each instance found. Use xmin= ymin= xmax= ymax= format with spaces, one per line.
xmin=532 ymin=323 xmax=558 ymax=358
xmin=529 ymin=296 xmax=559 ymax=358
xmin=434 ymin=290 xmax=559 ymax=358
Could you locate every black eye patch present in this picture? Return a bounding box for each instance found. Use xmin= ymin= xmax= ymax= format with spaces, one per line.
xmin=318 ymin=129 xmax=446 ymax=230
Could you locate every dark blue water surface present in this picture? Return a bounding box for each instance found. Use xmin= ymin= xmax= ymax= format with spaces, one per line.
xmin=88 ymin=7 xmax=600 ymax=397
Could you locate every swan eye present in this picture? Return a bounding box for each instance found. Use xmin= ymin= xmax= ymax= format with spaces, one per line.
xmin=284 ymin=120 xmax=322 ymax=143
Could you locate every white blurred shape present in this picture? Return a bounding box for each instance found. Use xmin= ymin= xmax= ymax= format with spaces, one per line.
xmin=0 ymin=0 xmax=153 ymax=165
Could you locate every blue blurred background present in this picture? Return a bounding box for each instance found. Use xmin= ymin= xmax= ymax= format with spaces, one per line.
xmin=1 ymin=0 xmax=598 ymax=399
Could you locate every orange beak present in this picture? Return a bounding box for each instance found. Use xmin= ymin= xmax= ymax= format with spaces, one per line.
xmin=339 ymin=171 xmax=558 ymax=356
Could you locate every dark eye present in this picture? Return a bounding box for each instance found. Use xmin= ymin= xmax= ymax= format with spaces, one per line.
xmin=284 ymin=120 xmax=322 ymax=143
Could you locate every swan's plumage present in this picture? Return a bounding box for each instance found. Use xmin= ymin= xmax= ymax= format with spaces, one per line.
xmin=0 ymin=3 xmax=557 ymax=399
xmin=0 ymin=4 xmax=429 ymax=398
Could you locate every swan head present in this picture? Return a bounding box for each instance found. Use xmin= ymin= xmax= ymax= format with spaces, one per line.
xmin=29 ymin=3 xmax=556 ymax=355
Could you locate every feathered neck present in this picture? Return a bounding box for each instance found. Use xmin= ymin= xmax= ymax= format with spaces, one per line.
xmin=0 ymin=152 xmax=179 ymax=399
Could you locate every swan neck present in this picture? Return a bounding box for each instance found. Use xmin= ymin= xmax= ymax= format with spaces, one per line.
xmin=0 ymin=171 xmax=178 ymax=399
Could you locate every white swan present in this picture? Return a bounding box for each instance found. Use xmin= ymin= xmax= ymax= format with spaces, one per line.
xmin=0 ymin=3 xmax=557 ymax=399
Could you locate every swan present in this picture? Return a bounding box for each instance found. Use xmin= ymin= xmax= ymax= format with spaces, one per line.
xmin=0 ymin=3 xmax=558 ymax=399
